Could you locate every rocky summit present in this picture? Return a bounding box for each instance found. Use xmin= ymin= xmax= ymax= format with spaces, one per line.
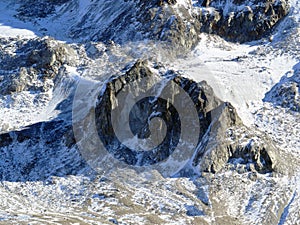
xmin=0 ymin=0 xmax=299 ymax=224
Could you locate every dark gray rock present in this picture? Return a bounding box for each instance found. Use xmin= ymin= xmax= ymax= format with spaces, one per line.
xmin=13 ymin=0 xmax=290 ymax=50
xmin=157 ymin=0 xmax=177 ymax=6
xmin=195 ymin=101 xmax=278 ymax=174
xmin=264 ymin=62 xmax=300 ymax=112
xmin=0 ymin=59 xmax=283 ymax=182
xmin=199 ymin=0 xmax=290 ymax=42
xmin=0 ymin=119 xmax=89 ymax=182
xmin=87 ymin=0 xmax=201 ymax=51
xmin=95 ymin=60 xmax=216 ymax=166
xmin=94 ymin=60 xmax=280 ymax=174
xmin=16 ymin=0 xmax=69 ymax=20
xmin=0 ymin=37 xmax=77 ymax=95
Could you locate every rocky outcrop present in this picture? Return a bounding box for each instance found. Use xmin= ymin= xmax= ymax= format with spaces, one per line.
xmin=264 ymin=62 xmax=300 ymax=112
xmin=0 ymin=59 xmax=281 ymax=181
xmin=197 ymin=0 xmax=290 ymax=42
xmin=196 ymin=102 xmax=278 ymax=174
xmin=82 ymin=0 xmax=288 ymax=45
xmin=14 ymin=0 xmax=289 ymax=50
xmin=95 ymin=60 xmax=216 ymax=166
xmin=94 ymin=60 xmax=279 ymax=173
xmin=0 ymin=37 xmax=77 ymax=95
xmin=0 ymin=36 xmax=84 ymax=181
xmin=157 ymin=0 xmax=178 ymax=6
xmin=84 ymin=0 xmax=201 ymax=51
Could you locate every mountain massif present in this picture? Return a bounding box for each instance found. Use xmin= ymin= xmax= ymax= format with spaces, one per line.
xmin=0 ymin=0 xmax=299 ymax=224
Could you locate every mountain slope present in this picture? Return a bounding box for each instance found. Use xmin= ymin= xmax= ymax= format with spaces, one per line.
xmin=0 ymin=0 xmax=299 ymax=224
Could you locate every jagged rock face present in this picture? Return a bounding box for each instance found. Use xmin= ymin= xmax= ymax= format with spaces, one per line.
xmin=12 ymin=0 xmax=290 ymax=49
xmin=195 ymin=101 xmax=278 ymax=174
xmin=86 ymin=0 xmax=200 ymax=51
xmin=95 ymin=60 xmax=214 ymax=166
xmin=198 ymin=0 xmax=290 ymax=42
xmin=264 ymin=62 xmax=300 ymax=112
xmin=0 ymin=37 xmax=77 ymax=95
xmin=94 ymin=60 xmax=279 ymax=173
xmin=0 ymin=59 xmax=280 ymax=181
